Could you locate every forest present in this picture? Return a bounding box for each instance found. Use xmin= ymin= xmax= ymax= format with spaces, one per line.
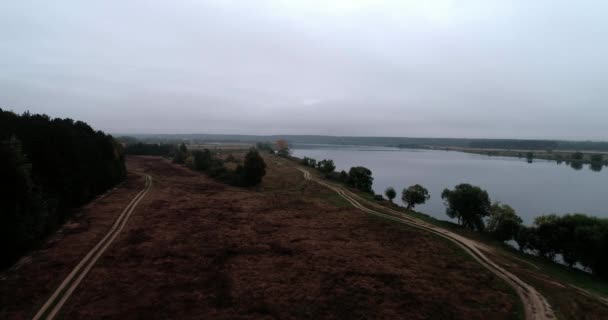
xmin=0 ymin=109 xmax=126 ymax=268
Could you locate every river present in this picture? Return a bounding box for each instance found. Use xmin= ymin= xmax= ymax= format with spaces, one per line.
xmin=292 ymin=145 xmax=608 ymax=224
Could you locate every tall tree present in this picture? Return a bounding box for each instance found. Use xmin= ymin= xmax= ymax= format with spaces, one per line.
xmin=384 ymin=187 xmax=396 ymax=203
xmin=402 ymin=184 xmax=430 ymax=209
xmin=0 ymin=109 xmax=125 ymax=268
xmin=348 ymin=166 xmax=374 ymax=193
xmin=486 ymin=202 xmax=523 ymax=241
xmin=240 ymin=148 xmax=267 ymax=186
xmin=441 ymin=184 xmax=491 ymax=231
xmin=173 ymin=143 xmax=189 ymax=164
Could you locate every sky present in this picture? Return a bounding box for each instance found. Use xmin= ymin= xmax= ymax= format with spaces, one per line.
xmin=1 ymin=0 xmax=607 ymax=140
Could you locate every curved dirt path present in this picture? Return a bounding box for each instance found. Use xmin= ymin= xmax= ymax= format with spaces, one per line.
xmin=32 ymin=174 xmax=153 ymax=320
xmin=298 ymin=168 xmax=555 ymax=320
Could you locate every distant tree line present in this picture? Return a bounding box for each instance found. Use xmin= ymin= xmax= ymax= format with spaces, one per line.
xmin=300 ymin=156 xmax=374 ymax=193
xmin=173 ymin=143 xmax=266 ymax=187
xmin=438 ymin=182 xmax=608 ymax=276
xmin=124 ymin=142 xmax=176 ymax=156
xmin=124 ymin=134 xmax=608 ymax=152
xmin=516 ymin=214 xmax=608 ymax=276
xmin=0 ymin=109 xmax=126 ymax=268
xmin=469 ymin=139 xmax=559 ymax=150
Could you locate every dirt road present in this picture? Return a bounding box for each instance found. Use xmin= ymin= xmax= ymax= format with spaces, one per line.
xmin=31 ymin=174 xmax=153 ymax=320
xmin=298 ymin=168 xmax=556 ymax=320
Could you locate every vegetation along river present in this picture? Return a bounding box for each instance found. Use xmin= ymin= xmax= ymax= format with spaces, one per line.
xmin=293 ymin=145 xmax=608 ymax=224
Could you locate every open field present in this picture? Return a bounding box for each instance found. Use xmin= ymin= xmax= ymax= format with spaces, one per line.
xmin=1 ymin=155 xmax=521 ymax=319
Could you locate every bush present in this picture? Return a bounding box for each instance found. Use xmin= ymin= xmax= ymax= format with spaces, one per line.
xmin=571 ymin=152 xmax=584 ymax=160
xmin=239 ymin=148 xmax=267 ymax=186
xmin=192 ymin=149 xmax=213 ymax=171
xmin=591 ymin=154 xmax=603 ymax=163
xmin=348 ymin=166 xmax=374 ymax=193
xmin=317 ymin=159 xmax=336 ymax=174
xmin=385 ymin=187 xmax=396 ymax=202
xmin=301 ymin=157 xmax=317 ymax=168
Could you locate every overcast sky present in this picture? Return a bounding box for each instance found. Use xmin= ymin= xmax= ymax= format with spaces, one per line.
xmin=1 ymin=0 xmax=607 ymax=139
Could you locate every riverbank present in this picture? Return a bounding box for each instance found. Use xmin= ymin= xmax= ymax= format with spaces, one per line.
xmin=286 ymin=154 xmax=608 ymax=319
xmin=292 ymin=146 xmax=608 ymax=224
xmin=430 ymin=146 xmax=608 ymax=167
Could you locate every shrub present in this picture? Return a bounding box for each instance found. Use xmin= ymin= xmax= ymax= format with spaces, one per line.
xmin=385 ymin=187 xmax=396 ymax=203
xmin=317 ymin=159 xmax=336 ymax=174
xmin=348 ymin=166 xmax=374 ymax=193
xmin=240 ymin=148 xmax=266 ymax=186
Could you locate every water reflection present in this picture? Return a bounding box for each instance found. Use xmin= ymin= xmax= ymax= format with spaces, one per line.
xmin=590 ymin=163 xmax=603 ymax=172
xmin=293 ymin=146 xmax=608 ymax=224
xmin=570 ymin=161 xmax=584 ymax=170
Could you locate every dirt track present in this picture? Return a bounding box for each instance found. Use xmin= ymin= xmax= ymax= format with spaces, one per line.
xmin=32 ymin=175 xmax=152 ymax=320
xmin=1 ymin=156 xmax=521 ymax=319
xmin=297 ymin=167 xmax=555 ymax=320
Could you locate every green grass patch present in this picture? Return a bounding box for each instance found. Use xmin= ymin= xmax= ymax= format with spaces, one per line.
xmin=322 ymin=192 xmax=353 ymax=208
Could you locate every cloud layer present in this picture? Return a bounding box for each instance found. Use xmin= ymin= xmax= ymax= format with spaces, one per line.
xmin=1 ymin=0 xmax=607 ymax=139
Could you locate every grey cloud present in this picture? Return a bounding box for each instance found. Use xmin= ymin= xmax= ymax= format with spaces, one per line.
xmin=1 ymin=0 xmax=607 ymax=139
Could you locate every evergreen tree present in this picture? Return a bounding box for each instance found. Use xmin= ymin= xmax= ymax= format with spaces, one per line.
xmin=240 ymin=148 xmax=266 ymax=186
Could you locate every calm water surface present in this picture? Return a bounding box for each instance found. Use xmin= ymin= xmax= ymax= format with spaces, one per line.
xmin=293 ymin=145 xmax=608 ymax=224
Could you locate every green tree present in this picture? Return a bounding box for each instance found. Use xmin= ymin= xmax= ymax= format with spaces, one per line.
xmin=317 ymin=159 xmax=336 ymax=174
xmin=179 ymin=143 xmax=188 ymax=153
xmin=384 ymin=187 xmax=396 ymax=203
xmin=591 ymin=154 xmax=603 ymax=162
xmin=571 ymin=152 xmax=584 ymax=160
xmin=441 ymin=184 xmax=491 ymax=231
xmin=0 ymin=109 xmax=125 ymax=268
xmin=0 ymin=137 xmax=47 ymax=267
xmin=526 ymin=152 xmax=534 ymax=163
xmin=515 ymin=226 xmax=534 ymax=253
xmin=402 ymin=184 xmax=430 ymax=209
xmin=348 ymin=166 xmax=373 ymax=193
xmin=173 ymin=143 xmax=189 ymax=164
xmin=192 ymin=149 xmax=213 ymax=171
xmin=486 ymin=202 xmax=523 ymax=241
xmin=240 ymin=148 xmax=266 ymax=186
xmin=301 ymin=157 xmax=317 ymax=168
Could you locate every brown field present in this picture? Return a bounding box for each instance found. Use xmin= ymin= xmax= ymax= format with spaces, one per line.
xmin=0 ymin=155 xmax=520 ymax=319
